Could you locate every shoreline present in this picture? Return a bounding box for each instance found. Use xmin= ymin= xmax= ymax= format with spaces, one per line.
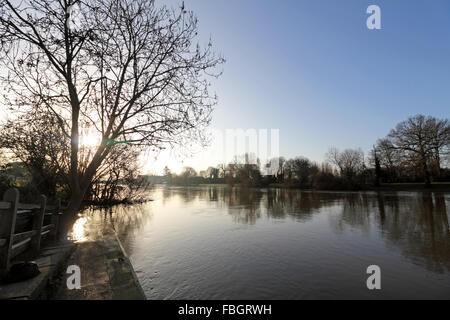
xmin=0 ymin=231 xmax=146 ymax=300
xmin=169 ymin=183 xmax=450 ymax=193
xmin=51 ymin=228 xmax=146 ymax=300
xmin=0 ymin=240 xmax=76 ymax=300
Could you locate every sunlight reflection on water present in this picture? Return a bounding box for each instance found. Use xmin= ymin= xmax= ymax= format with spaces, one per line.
xmin=71 ymin=215 xmax=89 ymax=242
xmin=80 ymin=186 xmax=450 ymax=299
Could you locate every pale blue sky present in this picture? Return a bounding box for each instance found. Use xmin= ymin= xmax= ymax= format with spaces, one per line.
xmin=1 ymin=1 xmax=448 ymax=174
xmin=150 ymin=1 xmax=450 ymax=173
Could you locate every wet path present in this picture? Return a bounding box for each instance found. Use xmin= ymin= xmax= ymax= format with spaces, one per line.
xmin=53 ymin=229 xmax=145 ymax=300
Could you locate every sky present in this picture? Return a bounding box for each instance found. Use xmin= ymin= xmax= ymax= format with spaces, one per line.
xmin=140 ymin=0 xmax=450 ymax=174
xmin=1 ymin=1 xmax=449 ymax=175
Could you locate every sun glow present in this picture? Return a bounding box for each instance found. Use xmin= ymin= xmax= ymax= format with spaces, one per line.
xmin=71 ymin=215 xmax=88 ymax=242
xmin=79 ymin=129 xmax=102 ymax=148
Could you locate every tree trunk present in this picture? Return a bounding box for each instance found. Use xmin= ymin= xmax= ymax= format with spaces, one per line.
xmin=435 ymin=148 xmax=441 ymax=178
xmin=59 ymin=154 xmax=105 ymax=238
xmin=374 ymin=155 xmax=381 ymax=187
xmin=59 ymin=191 xmax=85 ymax=239
xmin=422 ymin=157 xmax=432 ymax=188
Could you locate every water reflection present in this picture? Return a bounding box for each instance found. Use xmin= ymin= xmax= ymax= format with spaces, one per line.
xmin=70 ymin=215 xmax=89 ymax=242
xmin=70 ymin=204 xmax=152 ymax=254
xmin=84 ymin=186 xmax=450 ymax=299
xmin=157 ymin=187 xmax=450 ymax=273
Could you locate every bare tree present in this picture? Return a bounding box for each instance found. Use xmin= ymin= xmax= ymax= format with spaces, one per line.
xmin=88 ymin=144 xmax=150 ymax=204
xmin=0 ymin=110 xmax=150 ymax=203
xmin=0 ymin=113 xmax=70 ymax=197
xmin=369 ymin=138 xmax=406 ymax=183
xmin=284 ymin=157 xmax=312 ymax=187
xmin=387 ymin=115 xmax=450 ymax=186
xmin=216 ymin=163 xmax=226 ymax=179
xmin=206 ymin=166 xmax=219 ymax=180
xmin=374 ymin=138 xmax=402 ymax=177
xmin=182 ymin=166 xmax=197 ymax=178
xmin=0 ymin=0 xmax=224 ymax=227
xmin=428 ymin=117 xmax=450 ymax=176
xmin=326 ymin=147 xmax=365 ymax=180
xmin=170 ymin=166 xmax=197 ymax=185
xmin=371 ymin=145 xmax=381 ymax=187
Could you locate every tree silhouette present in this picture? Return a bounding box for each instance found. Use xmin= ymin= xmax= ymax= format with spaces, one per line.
xmin=0 ymin=0 xmax=224 ymax=228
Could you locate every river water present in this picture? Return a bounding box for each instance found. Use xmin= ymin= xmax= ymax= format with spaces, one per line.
xmin=77 ymin=185 xmax=450 ymax=299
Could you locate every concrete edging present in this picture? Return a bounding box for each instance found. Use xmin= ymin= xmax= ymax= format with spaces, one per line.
xmin=112 ymin=231 xmax=147 ymax=300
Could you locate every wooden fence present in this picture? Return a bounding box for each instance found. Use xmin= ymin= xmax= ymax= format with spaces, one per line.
xmin=0 ymin=188 xmax=65 ymax=274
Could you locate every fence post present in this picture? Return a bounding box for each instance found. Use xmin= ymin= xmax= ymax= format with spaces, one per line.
xmin=0 ymin=188 xmax=19 ymax=273
xmin=50 ymin=199 xmax=61 ymax=240
xmin=30 ymin=195 xmax=46 ymax=258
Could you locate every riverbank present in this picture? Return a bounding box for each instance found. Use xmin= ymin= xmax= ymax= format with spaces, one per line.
xmin=185 ymin=182 xmax=450 ymax=192
xmin=52 ymin=229 xmax=146 ymax=300
xmin=0 ymin=228 xmax=145 ymax=300
xmin=0 ymin=240 xmax=75 ymax=300
xmin=371 ymin=182 xmax=450 ymax=192
xmin=269 ymin=182 xmax=450 ymax=192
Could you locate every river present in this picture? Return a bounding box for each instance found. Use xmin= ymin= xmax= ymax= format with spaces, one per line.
xmin=75 ymin=185 xmax=450 ymax=299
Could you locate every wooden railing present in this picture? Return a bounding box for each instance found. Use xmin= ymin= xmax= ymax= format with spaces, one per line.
xmin=0 ymin=188 xmax=65 ymax=273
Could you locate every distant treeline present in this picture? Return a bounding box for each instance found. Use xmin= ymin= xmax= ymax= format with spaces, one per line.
xmin=163 ymin=115 xmax=450 ymax=190
xmin=1 ymin=114 xmax=449 ymax=198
